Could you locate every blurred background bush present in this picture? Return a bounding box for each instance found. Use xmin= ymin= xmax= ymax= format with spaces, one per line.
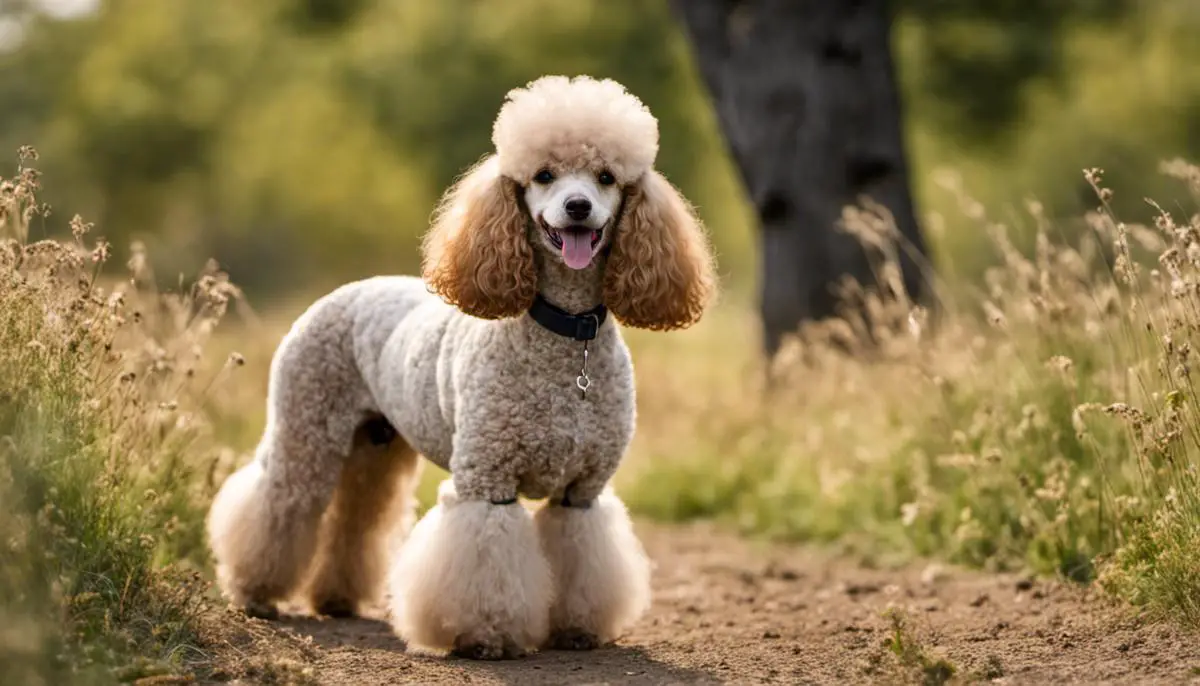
xmin=2 ymin=0 xmax=1197 ymax=306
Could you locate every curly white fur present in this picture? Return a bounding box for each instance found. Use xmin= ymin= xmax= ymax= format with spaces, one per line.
xmin=493 ymin=75 xmax=659 ymax=185
xmin=206 ymin=74 xmax=715 ymax=659
xmin=389 ymin=481 xmax=553 ymax=657
xmin=535 ymin=488 xmax=652 ymax=647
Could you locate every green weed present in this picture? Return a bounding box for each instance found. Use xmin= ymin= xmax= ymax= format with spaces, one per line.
xmin=0 ymin=148 xmax=240 ymax=683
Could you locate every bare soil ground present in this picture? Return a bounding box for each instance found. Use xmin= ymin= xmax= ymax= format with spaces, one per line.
xmin=201 ymin=522 xmax=1200 ymax=685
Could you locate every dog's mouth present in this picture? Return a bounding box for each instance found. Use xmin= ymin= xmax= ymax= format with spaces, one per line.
xmin=540 ymin=216 xmax=604 ymax=270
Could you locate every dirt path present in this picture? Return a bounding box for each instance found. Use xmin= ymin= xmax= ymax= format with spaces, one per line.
xmin=206 ymin=522 xmax=1200 ymax=685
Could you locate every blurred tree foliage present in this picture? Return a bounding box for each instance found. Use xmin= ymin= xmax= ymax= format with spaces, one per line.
xmin=901 ymin=0 xmax=1130 ymax=142
xmin=0 ymin=0 xmax=750 ymax=297
xmin=0 ymin=0 xmax=1198 ymax=299
xmin=896 ymin=0 xmax=1200 ymax=278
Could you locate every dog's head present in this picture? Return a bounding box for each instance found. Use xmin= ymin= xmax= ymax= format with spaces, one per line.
xmin=422 ymin=75 xmax=716 ymax=331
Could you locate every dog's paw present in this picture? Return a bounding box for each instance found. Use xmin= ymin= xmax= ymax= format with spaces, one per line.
xmin=451 ymin=634 xmax=527 ymax=660
xmin=314 ymin=596 xmax=357 ymax=619
xmin=241 ymin=599 xmax=280 ymax=621
xmin=547 ymin=627 xmax=601 ymax=651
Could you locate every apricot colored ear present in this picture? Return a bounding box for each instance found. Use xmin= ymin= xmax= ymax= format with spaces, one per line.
xmin=422 ymin=156 xmax=536 ymax=319
xmin=604 ymin=170 xmax=716 ymax=330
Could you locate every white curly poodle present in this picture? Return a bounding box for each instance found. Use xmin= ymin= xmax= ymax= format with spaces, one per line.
xmin=206 ymin=74 xmax=717 ymax=660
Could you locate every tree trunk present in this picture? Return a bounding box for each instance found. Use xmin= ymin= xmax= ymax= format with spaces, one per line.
xmin=669 ymin=0 xmax=928 ymax=356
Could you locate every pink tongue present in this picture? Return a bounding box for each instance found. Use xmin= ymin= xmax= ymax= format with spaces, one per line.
xmin=561 ymin=231 xmax=593 ymax=270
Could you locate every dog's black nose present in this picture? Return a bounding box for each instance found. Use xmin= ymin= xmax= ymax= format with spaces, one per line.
xmin=565 ymin=197 xmax=591 ymax=221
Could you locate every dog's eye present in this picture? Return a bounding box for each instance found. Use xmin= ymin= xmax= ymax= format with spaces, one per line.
xmin=533 ymin=169 xmax=555 ymax=184
xmin=598 ymin=170 xmax=616 ymax=186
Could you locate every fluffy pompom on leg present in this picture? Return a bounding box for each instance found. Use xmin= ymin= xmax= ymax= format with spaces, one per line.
xmin=207 ymin=458 xmax=326 ymax=619
xmin=534 ymin=487 xmax=652 ymax=649
xmin=388 ymin=480 xmax=553 ymax=659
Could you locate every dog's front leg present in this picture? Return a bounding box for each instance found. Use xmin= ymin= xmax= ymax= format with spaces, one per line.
xmin=387 ymin=477 xmax=553 ymax=659
xmin=534 ymin=482 xmax=652 ymax=650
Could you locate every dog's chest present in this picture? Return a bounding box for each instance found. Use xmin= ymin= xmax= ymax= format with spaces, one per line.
xmin=511 ymin=356 xmax=634 ymax=500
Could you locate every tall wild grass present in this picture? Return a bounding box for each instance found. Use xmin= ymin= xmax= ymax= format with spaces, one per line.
xmin=619 ymin=163 xmax=1200 ymax=629
xmin=0 ymin=148 xmax=242 ymax=684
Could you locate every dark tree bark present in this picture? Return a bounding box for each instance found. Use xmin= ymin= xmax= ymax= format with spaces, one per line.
xmin=669 ymin=0 xmax=928 ymax=356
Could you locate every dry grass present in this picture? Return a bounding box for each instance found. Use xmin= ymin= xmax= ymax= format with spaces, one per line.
xmin=0 ymin=148 xmax=246 ymax=683
xmin=618 ymin=162 xmax=1200 ymax=629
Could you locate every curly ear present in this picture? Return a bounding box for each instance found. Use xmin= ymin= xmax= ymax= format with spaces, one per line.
xmin=603 ymin=170 xmax=717 ymax=330
xmin=421 ymin=155 xmax=536 ymax=319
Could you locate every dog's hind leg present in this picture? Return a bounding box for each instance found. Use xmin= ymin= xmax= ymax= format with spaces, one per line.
xmin=304 ymin=416 xmax=423 ymax=618
xmin=206 ymin=303 xmax=365 ymax=619
xmin=206 ymin=428 xmax=350 ymax=619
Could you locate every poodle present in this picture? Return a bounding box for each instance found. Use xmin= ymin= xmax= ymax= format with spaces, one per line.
xmin=206 ymin=74 xmax=717 ymax=660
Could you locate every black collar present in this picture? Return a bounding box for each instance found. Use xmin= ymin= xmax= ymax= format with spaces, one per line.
xmin=527 ymin=294 xmax=607 ymax=341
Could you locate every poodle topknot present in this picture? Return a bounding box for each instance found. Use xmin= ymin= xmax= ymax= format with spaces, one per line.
xmin=493 ymin=75 xmax=660 ymax=185
xmin=206 ymin=73 xmax=716 ymax=661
